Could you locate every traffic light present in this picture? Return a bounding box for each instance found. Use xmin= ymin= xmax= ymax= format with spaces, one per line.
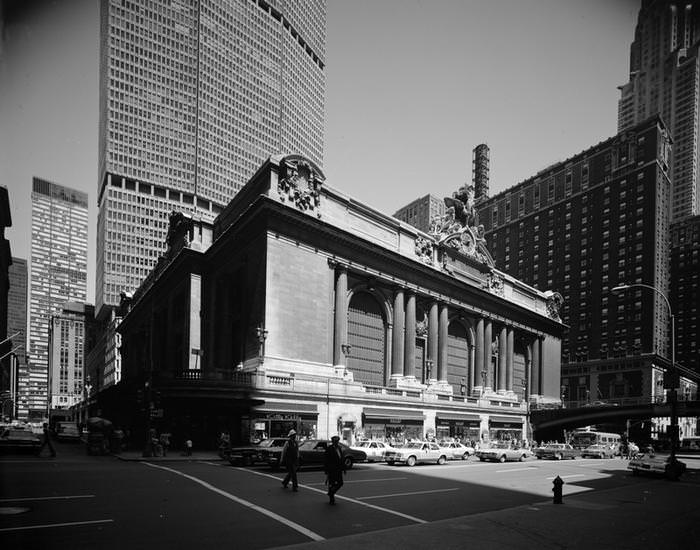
xmin=136 ymin=389 xmax=144 ymax=405
xmin=460 ymin=378 xmax=466 ymax=395
xmin=153 ymin=390 xmax=162 ymax=408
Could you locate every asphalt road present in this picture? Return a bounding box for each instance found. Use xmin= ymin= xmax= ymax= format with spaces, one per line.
xmin=1 ymin=442 xmax=697 ymax=549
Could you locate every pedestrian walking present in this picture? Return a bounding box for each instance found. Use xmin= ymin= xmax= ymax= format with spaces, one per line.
xmin=281 ymin=429 xmax=299 ymax=491
xmin=324 ymin=435 xmax=346 ymax=505
xmin=39 ymin=422 xmax=56 ymax=458
xmin=185 ymin=437 xmax=193 ymax=456
xmin=159 ymin=432 xmax=171 ymax=456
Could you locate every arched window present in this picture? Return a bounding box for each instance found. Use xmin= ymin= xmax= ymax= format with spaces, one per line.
xmin=447 ymin=321 xmax=469 ymax=394
xmin=347 ymin=291 xmax=386 ymax=386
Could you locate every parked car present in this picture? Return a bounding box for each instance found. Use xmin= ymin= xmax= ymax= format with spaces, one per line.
xmin=535 ymin=443 xmax=579 ymax=460
xmin=0 ymin=427 xmax=42 ymax=453
xmin=385 ymin=441 xmax=448 ymax=466
xmin=55 ymin=423 xmax=81 ymax=442
xmin=581 ymin=444 xmax=616 ymax=459
xmin=439 ymin=441 xmax=475 ymax=460
xmin=264 ymin=439 xmax=366 ymax=470
xmin=350 ymin=440 xmax=394 ymax=462
xmin=227 ymin=437 xmax=288 ymax=466
xmin=628 ymin=453 xmax=686 ymax=480
xmin=477 ymin=442 xmax=532 ymax=463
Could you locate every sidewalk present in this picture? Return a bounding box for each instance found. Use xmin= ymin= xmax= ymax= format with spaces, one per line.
xmin=114 ymin=449 xmax=225 ymax=462
xmin=270 ymin=470 xmax=700 ymax=550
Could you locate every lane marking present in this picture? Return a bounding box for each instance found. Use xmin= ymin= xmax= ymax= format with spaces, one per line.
xmin=305 ymin=477 xmax=408 ymax=486
xmin=0 ymin=495 xmax=95 ymax=503
xmin=496 ymin=467 xmax=537 ymax=473
xmin=357 ymin=488 xmax=459 ymax=500
xmin=144 ymin=462 xmax=324 ymax=541
xmin=0 ymin=519 xmax=113 ymax=533
xmin=238 ymin=467 xmax=427 ymax=524
xmin=546 ymin=474 xmax=586 ymax=480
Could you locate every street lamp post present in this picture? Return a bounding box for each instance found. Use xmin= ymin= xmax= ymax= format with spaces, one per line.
xmin=612 ymin=283 xmax=678 ymax=463
xmin=521 ymin=378 xmax=530 ymax=445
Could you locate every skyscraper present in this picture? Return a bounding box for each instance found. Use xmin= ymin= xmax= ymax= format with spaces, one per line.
xmin=96 ymin=0 xmax=327 ymax=314
xmin=48 ymin=302 xmax=95 ymax=412
xmin=477 ymin=117 xmax=684 ymax=427
xmin=617 ymin=0 xmax=700 ymax=221
xmin=22 ymin=178 xmax=88 ymax=420
xmin=670 ymin=215 xmax=700 ymax=375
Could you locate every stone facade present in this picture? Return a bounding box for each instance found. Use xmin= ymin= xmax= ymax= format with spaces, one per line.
xmin=116 ymin=155 xmax=564 ymax=448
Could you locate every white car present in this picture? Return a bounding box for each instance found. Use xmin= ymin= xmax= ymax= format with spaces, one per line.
xmin=385 ymin=441 xmax=448 ymax=466
xmin=628 ymin=453 xmax=686 ymax=480
xmin=439 ymin=441 xmax=475 ymax=460
xmin=350 ymin=441 xmax=394 ymax=462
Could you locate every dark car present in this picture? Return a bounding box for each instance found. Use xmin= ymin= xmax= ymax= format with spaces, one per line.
xmin=227 ymin=437 xmax=288 ymax=466
xmin=0 ymin=427 xmax=42 ymax=453
xmin=265 ymin=439 xmax=366 ymax=470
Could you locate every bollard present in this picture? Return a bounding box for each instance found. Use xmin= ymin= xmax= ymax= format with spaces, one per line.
xmin=552 ymin=475 xmax=564 ymax=504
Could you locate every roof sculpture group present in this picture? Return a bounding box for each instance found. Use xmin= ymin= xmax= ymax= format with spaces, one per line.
xmin=427 ymin=183 xmax=494 ymax=267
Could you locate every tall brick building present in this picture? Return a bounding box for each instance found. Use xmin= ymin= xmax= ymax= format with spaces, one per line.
xmin=476 ymin=116 xmax=698 ymax=440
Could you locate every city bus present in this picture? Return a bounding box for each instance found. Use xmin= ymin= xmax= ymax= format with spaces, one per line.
xmin=570 ymin=429 xmax=621 ymax=453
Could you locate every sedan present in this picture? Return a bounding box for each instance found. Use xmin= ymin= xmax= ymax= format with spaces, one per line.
xmin=0 ymin=427 xmax=42 ymax=454
xmin=265 ymin=439 xmax=366 ymax=470
xmin=350 ymin=440 xmax=394 ymax=462
xmin=440 ymin=441 xmax=475 ymax=460
xmin=535 ymin=443 xmax=579 ymax=460
xmin=477 ymin=444 xmax=532 ymax=463
xmin=227 ymin=437 xmax=288 ymax=466
xmin=628 ymin=453 xmax=686 ymax=480
xmin=581 ymin=444 xmax=615 ymax=459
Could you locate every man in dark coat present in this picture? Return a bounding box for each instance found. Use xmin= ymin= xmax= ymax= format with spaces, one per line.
xmin=324 ymin=435 xmax=346 ymax=504
xmin=281 ymin=429 xmax=299 ymax=491
xmin=39 ymin=422 xmax=56 ymax=458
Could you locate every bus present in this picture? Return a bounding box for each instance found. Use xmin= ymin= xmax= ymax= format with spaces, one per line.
xmin=570 ymin=429 xmax=621 ymax=453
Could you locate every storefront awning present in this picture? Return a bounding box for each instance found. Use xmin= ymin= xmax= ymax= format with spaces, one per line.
xmin=255 ymin=402 xmax=318 ymax=414
xmin=489 ymin=416 xmax=524 ymax=424
xmin=363 ymin=407 xmax=425 ymax=421
xmin=436 ymin=412 xmax=481 ymax=422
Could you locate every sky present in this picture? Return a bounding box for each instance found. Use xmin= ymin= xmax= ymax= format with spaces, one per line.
xmin=0 ymin=0 xmax=639 ymax=304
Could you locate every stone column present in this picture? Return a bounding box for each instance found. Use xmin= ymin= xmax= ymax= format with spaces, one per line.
xmin=404 ymin=292 xmax=416 ymax=377
xmin=188 ymin=273 xmax=202 ymax=370
xmin=428 ymin=301 xmax=438 ymax=381
xmin=484 ymin=319 xmax=492 ymax=390
xmin=391 ymin=288 xmax=405 ymax=378
xmin=531 ymin=337 xmax=541 ymax=396
xmin=506 ymin=327 xmax=514 ymax=392
xmin=475 ymin=318 xmax=484 ymax=390
xmin=333 ymin=265 xmax=348 ymax=367
xmin=438 ymin=303 xmax=448 ymax=382
xmin=498 ymin=326 xmax=507 ymax=393
xmin=468 ymin=343 xmax=475 ymax=393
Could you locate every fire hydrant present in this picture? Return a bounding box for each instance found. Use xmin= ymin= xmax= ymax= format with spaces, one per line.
xmin=552 ymin=475 xmax=564 ymax=504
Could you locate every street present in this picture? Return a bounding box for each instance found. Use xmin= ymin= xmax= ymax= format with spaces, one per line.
xmin=1 ymin=441 xmax=699 ymax=549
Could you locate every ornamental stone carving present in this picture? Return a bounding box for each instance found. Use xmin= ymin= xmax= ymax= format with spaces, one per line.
xmin=429 ymin=183 xmax=494 ymax=267
xmin=415 ymin=310 xmax=428 ymax=337
xmin=486 ymin=270 xmax=505 ymax=297
xmin=544 ymin=291 xmax=564 ymax=322
xmin=278 ymin=154 xmax=325 ymax=217
xmin=414 ymin=236 xmax=434 ymax=265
